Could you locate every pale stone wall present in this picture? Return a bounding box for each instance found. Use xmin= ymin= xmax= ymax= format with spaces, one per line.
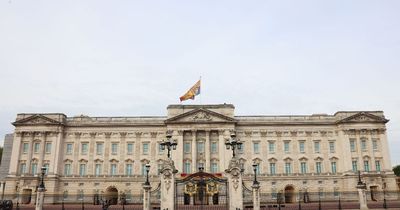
xmin=2 ymin=104 xmax=397 ymax=204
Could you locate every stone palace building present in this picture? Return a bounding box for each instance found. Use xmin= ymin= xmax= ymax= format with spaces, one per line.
xmin=0 ymin=104 xmax=397 ymax=204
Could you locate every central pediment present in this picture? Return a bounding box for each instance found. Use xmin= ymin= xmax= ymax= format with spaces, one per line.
xmin=336 ymin=112 xmax=389 ymax=124
xmin=12 ymin=114 xmax=64 ymax=126
xmin=165 ymin=108 xmax=236 ymax=124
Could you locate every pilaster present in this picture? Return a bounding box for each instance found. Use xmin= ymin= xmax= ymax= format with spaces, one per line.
xmin=205 ymin=130 xmax=210 ymax=172
xmin=191 ymin=130 xmax=197 ymax=173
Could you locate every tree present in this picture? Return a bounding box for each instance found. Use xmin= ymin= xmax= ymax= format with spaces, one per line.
xmin=0 ymin=146 xmax=3 ymax=164
xmin=393 ymin=165 xmax=400 ymax=176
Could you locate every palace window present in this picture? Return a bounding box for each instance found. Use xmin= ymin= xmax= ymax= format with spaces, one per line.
xmin=285 ymin=163 xmax=292 ymax=174
xmin=299 ymin=141 xmax=305 ymax=153
xmin=158 ymin=143 xmax=164 ymax=154
xmin=375 ymin=160 xmax=381 ymax=172
xmin=184 ymin=142 xmax=191 ymax=153
xmin=211 ymin=162 xmax=218 ymax=173
xmin=211 ymin=142 xmax=218 ymax=154
xmin=45 ymin=142 xmax=52 ymax=153
xmin=19 ymin=163 xmax=26 ymax=174
xmin=95 ymin=164 xmax=102 ymax=176
xmin=184 ymin=161 xmax=191 ymax=173
xmin=284 ymin=141 xmax=290 ymax=153
xmin=361 ymin=139 xmax=367 ymax=151
xmin=43 ymin=163 xmax=49 ymax=174
xmin=253 ymin=142 xmax=260 ymax=154
xmin=372 ymin=139 xmax=379 ymax=151
xmin=364 ymin=160 xmax=370 ymax=172
xmin=79 ymin=164 xmax=86 ymax=176
xmin=269 ymin=142 xmax=275 ymax=153
xmin=34 ymin=142 xmax=40 ymax=153
xmin=66 ymin=143 xmax=73 ymax=154
xmin=331 ymin=162 xmax=337 ymax=174
xmin=141 ymin=164 xmax=147 ymax=175
xmin=111 ymin=143 xmax=118 ymax=155
xmin=96 ymin=143 xmax=103 ymax=155
xmin=352 ymin=160 xmax=358 ymax=172
xmin=142 ymin=143 xmax=149 ymax=155
xmin=110 ymin=164 xmax=117 ymax=175
xmin=64 ymin=164 xmax=71 ymax=176
xmin=22 ymin=143 xmax=29 ymax=154
xmin=31 ymin=163 xmax=38 ymax=175
xmin=81 ymin=143 xmax=88 ymax=155
xmin=316 ymin=162 xmax=322 ymax=174
xmin=314 ymin=141 xmax=320 ymax=153
xmin=350 ymin=139 xmax=356 ymax=152
xmin=197 ymin=142 xmax=204 ymax=153
xmin=127 ymin=143 xmax=134 ymax=155
xmin=270 ymin=163 xmax=276 ymax=175
xmin=329 ymin=141 xmax=335 ymax=153
xmin=300 ymin=162 xmax=307 ymax=174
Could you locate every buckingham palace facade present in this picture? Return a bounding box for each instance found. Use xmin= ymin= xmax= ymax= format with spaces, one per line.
xmin=0 ymin=104 xmax=397 ymax=204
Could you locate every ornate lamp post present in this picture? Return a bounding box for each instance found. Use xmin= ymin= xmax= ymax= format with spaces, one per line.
xmin=35 ymin=167 xmax=46 ymax=210
xmin=252 ymin=164 xmax=259 ymax=185
xmin=383 ymin=181 xmax=387 ymax=209
xmin=160 ymin=133 xmax=177 ymax=159
xmin=356 ymin=170 xmax=368 ymax=210
xmin=144 ymin=164 xmax=151 ymax=186
xmin=143 ymin=164 xmax=151 ymax=210
xmin=225 ymin=132 xmax=242 ymax=158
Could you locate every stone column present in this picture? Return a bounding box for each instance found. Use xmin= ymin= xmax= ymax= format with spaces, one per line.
xmin=143 ymin=184 xmax=152 ymax=210
xmin=218 ymin=130 xmax=226 ymax=171
xmin=225 ymin=157 xmax=243 ymax=210
xmin=252 ymin=183 xmax=260 ymax=210
xmin=26 ymin=132 xmax=35 ymax=174
xmin=9 ymin=132 xmax=23 ymax=175
xmin=205 ymin=130 xmax=210 ymax=172
xmin=160 ymin=159 xmax=178 ymax=210
xmin=379 ymin=129 xmax=391 ymax=171
xmin=191 ymin=130 xmax=197 ymax=173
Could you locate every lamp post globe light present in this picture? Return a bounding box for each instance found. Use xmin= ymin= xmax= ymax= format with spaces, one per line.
xmin=160 ymin=133 xmax=177 ymax=159
xmin=225 ymin=132 xmax=242 ymax=158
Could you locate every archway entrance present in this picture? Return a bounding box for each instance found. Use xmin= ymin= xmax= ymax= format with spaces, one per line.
xmin=284 ymin=185 xmax=295 ymax=203
xmin=105 ymin=186 xmax=119 ymax=205
xmin=370 ymin=186 xmax=378 ymax=201
xmin=21 ymin=189 xmax=32 ymax=204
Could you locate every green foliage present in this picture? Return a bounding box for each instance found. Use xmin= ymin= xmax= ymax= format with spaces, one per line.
xmin=393 ymin=165 xmax=400 ymax=176
xmin=0 ymin=146 xmax=2 ymax=164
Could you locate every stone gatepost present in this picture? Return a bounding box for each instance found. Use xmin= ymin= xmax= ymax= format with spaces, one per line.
xmin=160 ymin=159 xmax=178 ymax=210
xmin=357 ymin=184 xmax=368 ymax=210
xmin=143 ymin=184 xmax=152 ymax=210
xmin=356 ymin=171 xmax=369 ymax=210
xmin=252 ymin=183 xmax=260 ymax=210
xmin=225 ymin=158 xmax=243 ymax=210
xmin=35 ymin=187 xmax=45 ymax=210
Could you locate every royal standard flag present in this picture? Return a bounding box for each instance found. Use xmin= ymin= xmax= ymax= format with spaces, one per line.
xmin=180 ymin=80 xmax=201 ymax=102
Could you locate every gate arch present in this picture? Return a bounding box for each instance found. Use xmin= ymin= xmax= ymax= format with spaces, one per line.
xmin=284 ymin=185 xmax=295 ymax=203
xmin=105 ymin=186 xmax=119 ymax=205
xmin=175 ymin=169 xmax=228 ymax=209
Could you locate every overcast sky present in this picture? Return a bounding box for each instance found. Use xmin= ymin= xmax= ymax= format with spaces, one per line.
xmin=1 ymin=0 xmax=399 ymax=166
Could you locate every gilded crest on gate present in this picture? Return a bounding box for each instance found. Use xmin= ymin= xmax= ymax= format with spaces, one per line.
xmin=184 ymin=182 xmax=197 ymax=196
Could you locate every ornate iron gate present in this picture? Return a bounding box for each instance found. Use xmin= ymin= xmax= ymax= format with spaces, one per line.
xmin=175 ymin=170 xmax=229 ymax=210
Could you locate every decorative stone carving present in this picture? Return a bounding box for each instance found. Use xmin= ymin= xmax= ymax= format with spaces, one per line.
xmin=191 ymin=111 xmax=212 ymax=121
